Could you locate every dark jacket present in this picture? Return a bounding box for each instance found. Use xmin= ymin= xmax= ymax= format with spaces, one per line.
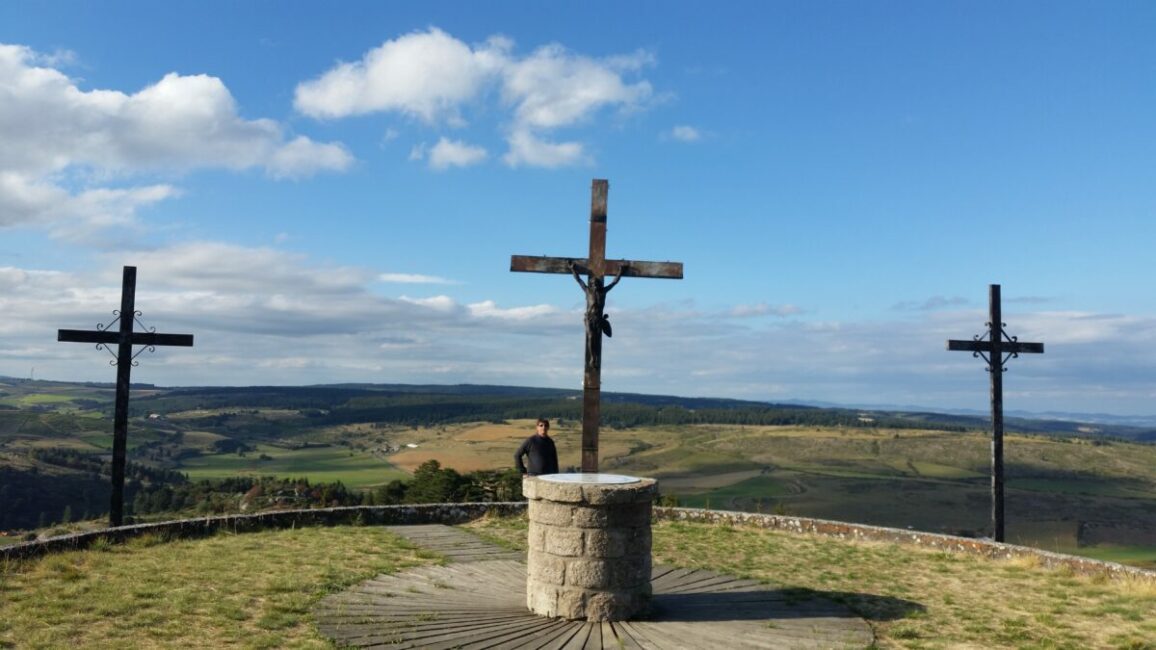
xmin=515 ymin=434 xmax=558 ymax=476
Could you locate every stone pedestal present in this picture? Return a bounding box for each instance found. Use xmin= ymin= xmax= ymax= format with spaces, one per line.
xmin=524 ymin=473 xmax=657 ymax=622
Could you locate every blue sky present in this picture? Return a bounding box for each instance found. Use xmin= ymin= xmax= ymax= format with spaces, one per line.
xmin=2 ymin=2 xmax=1155 ymax=416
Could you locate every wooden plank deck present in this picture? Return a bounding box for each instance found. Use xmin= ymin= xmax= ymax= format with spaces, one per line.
xmin=383 ymin=524 xmax=525 ymax=563
xmin=315 ymin=525 xmax=873 ymax=649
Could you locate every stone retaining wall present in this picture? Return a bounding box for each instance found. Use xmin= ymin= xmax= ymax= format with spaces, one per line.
xmin=5 ymin=503 xmax=1154 ymax=585
xmin=0 ymin=503 xmax=526 ymax=562
xmin=653 ymin=507 xmax=1156 ymax=583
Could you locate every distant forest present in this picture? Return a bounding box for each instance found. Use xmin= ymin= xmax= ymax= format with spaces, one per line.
xmin=131 ymin=384 xmax=1156 ymax=439
xmin=8 ymin=379 xmax=1155 ymax=439
xmin=130 ymin=384 xmax=967 ymax=431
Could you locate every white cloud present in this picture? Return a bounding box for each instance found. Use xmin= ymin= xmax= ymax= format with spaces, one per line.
xmin=0 ymin=170 xmax=179 ymax=236
xmin=503 ymin=130 xmax=587 ymax=168
xmin=467 ymin=300 xmax=560 ymax=320
xmin=103 ymin=241 xmax=375 ymax=302
xmin=0 ymin=43 xmax=353 ymax=234
xmin=428 ymin=137 xmax=488 ymax=170
xmin=497 ymin=45 xmax=651 ymax=167
xmin=267 ymin=136 xmax=353 ymax=180
xmin=670 ymin=125 xmax=701 ymax=142
xmin=398 ymin=295 xmax=458 ymax=312
xmin=0 ymin=172 xmax=71 ymax=227
xmin=294 ymin=28 xmax=508 ymax=123
xmin=7 ymin=250 xmax=1156 ymax=415
xmin=0 ymin=46 xmax=351 ymax=177
xmin=293 ymin=29 xmax=654 ymax=169
xmin=893 ymin=295 xmax=970 ymax=312
xmin=728 ymin=303 xmax=801 ymax=318
xmin=1012 ymin=311 xmax=1155 ymax=346
xmin=501 ymin=44 xmax=652 ymax=130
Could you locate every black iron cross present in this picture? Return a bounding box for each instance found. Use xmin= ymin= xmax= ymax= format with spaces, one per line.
xmin=511 ymin=179 xmax=683 ymax=472
xmin=58 ymin=266 xmax=194 ymax=527
xmin=947 ymin=284 xmax=1043 ymax=542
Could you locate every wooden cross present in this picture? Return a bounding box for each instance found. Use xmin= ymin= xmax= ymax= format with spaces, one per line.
xmin=511 ymin=179 xmax=683 ymax=472
xmin=947 ymin=284 xmax=1043 ymax=542
xmin=58 ymin=266 xmax=194 ymax=527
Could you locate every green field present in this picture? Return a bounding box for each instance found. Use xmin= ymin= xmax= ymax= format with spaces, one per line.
xmin=5 ymin=380 xmax=1156 ymax=570
xmin=907 ymin=460 xmax=986 ymax=479
xmin=1011 ymin=476 xmax=1153 ymax=498
xmin=1074 ymin=544 xmax=1156 ymax=569
xmin=0 ymin=386 xmax=112 ymax=411
xmin=677 ymin=474 xmax=792 ymax=509
xmin=13 ymin=394 xmax=75 ymax=406
xmin=179 ymin=444 xmax=407 ymax=488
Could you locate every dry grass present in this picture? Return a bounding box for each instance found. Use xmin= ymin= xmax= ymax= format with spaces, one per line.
xmin=385 ymin=419 xmax=635 ymax=474
xmin=0 ymin=527 xmax=438 ymax=649
xmin=467 ymin=516 xmax=1156 ymax=649
xmin=455 ymin=422 xmax=528 ymax=442
xmin=3 ymin=517 xmax=1155 ymax=648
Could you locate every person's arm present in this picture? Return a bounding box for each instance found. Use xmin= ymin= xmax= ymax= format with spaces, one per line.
xmin=514 ymin=437 xmax=530 ymax=474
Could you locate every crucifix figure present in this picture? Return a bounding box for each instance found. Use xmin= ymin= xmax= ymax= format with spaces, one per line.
xmin=947 ymin=284 xmax=1043 ymax=542
xmin=58 ymin=266 xmax=194 ymax=527
xmin=511 ymin=179 xmax=683 ymax=472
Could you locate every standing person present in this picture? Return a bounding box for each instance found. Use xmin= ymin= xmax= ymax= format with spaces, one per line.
xmin=515 ymin=418 xmax=559 ymax=476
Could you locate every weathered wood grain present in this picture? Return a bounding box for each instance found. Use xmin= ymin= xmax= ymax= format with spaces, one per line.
xmin=383 ymin=524 xmax=525 ymax=563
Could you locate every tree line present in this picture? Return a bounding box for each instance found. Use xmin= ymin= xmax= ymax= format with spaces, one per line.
xmin=128 ymin=461 xmax=523 ymax=517
xmin=2 ymin=456 xmax=523 ymax=533
xmin=132 ymin=387 xmax=963 ymax=431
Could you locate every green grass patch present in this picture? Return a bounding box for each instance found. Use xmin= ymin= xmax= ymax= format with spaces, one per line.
xmin=629 ymin=445 xmax=759 ymax=475
xmin=76 ymin=433 xmax=114 ymax=450
xmin=0 ymin=526 xmax=433 ymax=648
xmin=465 ymin=516 xmax=1156 ymax=649
xmin=3 ymin=517 xmax=1156 ymax=649
xmin=16 ymin=394 xmax=76 ymax=406
xmin=909 ymin=461 xmax=985 ymax=479
xmin=778 ymin=463 xmax=907 ymax=480
xmin=1011 ymin=477 xmax=1151 ymax=498
xmin=180 ymin=445 xmax=408 ymax=488
xmin=678 ymin=475 xmax=792 ymax=509
xmin=1071 ymin=545 xmax=1156 ymax=570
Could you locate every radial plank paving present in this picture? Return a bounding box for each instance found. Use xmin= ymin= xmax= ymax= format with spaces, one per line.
xmin=383 ymin=524 xmax=525 ymax=563
xmin=316 ymin=525 xmax=872 ymax=649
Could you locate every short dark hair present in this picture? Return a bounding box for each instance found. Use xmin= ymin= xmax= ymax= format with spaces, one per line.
xmin=536 ymin=418 xmax=550 ymax=430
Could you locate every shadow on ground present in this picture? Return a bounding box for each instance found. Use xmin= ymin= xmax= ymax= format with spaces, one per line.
xmin=648 ymin=587 xmax=923 ymax=623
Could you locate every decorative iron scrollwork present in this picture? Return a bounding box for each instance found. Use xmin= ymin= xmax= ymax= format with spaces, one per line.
xmin=92 ymin=309 xmax=160 ymax=366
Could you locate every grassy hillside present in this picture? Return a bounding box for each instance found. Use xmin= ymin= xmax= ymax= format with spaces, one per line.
xmin=3 ymin=379 xmax=1156 ymax=567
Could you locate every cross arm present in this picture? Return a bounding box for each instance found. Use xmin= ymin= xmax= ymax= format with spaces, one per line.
xmin=510 ymin=255 xmax=683 ymax=279
xmin=947 ymin=339 xmax=1044 ymax=354
xmin=136 ymin=332 xmax=194 ymax=347
xmin=58 ymin=329 xmax=119 ymax=344
xmin=58 ymin=329 xmax=194 ymax=347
